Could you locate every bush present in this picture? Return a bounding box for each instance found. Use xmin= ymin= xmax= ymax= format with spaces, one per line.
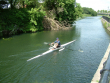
xmin=28 ymin=6 xmax=46 ymax=32
xmin=44 ymin=0 xmax=76 ymax=24
xmin=0 ymin=6 xmax=46 ymax=34
xmin=0 ymin=8 xmax=30 ymax=31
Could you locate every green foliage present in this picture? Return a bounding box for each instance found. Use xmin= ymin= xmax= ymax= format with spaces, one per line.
xmin=0 ymin=0 xmax=83 ymax=37
xmin=45 ymin=0 xmax=76 ymax=24
xmin=28 ymin=6 xmax=46 ymax=31
xmin=97 ymin=10 xmax=110 ymax=13
xmin=75 ymin=3 xmax=83 ymax=18
xmin=0 ymin=8 xmax=30 ymax=30
xmin=108 ymin=23 xmax=110 ymax=27
xmin=82 ymin=14 xmax=91 ymax=18
xmin=44 ymin=0 xmax=56 ymax=10
xmin=44 ymin=0 xmax=83 ymax=24
xmin=25 ymin=0 xmax=40 ymax=8
xmin=7 ymin=0 xmax=40 ymax=9
xmin=103 ymin=21 xmax=108 ymax=28
xmin=0 ymin=25 xmax=2 ymax=37
xmin=60 ymin=0 xmax=76 ymax=22
xmin=82 ymin=7 xmax=97 ymax=16
xmin=0 ymin=5 xmax=45 ymax=35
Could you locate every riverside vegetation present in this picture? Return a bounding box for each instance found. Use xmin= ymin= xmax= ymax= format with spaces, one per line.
xmin=0 ymin=0 xmax=97 ymax=38
xmin=101 ymin=16 xmax=110 ymax=31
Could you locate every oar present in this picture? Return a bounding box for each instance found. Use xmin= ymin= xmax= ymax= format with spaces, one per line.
xmin=44 ymin=42 xmax=52 ymax=45
xmin=44 ymin=42 xmax=49 ymax=45
xmin=65 ymin=47 xmax=74 ymax=51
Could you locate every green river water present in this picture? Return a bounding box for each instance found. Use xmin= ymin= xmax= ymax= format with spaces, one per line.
xmin=0 ymin=16 xmax=110 ymax=83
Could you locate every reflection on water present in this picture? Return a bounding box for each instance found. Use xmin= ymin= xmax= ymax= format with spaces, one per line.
xmin=0 ymin=16 xmax=110 ymax=83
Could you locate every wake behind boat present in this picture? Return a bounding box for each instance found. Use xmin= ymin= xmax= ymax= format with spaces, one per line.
xmin=27 ymin=40 xmax=76 ymax=61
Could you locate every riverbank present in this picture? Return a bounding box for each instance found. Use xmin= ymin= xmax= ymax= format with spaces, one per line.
xmin=42 ymin=17 xmax=73 ymax=30
xmin=91 ymin=43 xmax=110 ymax=83
xmin=82 ymin=14 xmax=91 ymax=18
xmin=91 ymin=16 xmax=110 ymax=83
xmin=76 ymin=14 xmax=91 ymax=20
xmin=0 ymin=12 xmax=94 ymax=39
xmin=0 ymin=0 xmax=81 ymax=38
xmin=101 ymin=16 xmax=110 ymax=31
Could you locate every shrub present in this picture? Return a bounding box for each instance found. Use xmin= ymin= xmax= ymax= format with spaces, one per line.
xmin=0 ymin=8 xmax=30 ymax=31
xmin=28 ymin=6 xmax=46 ymax=32
xmin=0 ymin=6 xmax=46 ymax=34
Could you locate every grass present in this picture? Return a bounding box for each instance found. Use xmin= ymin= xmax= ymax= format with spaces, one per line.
xmin=76 ymin=14 xmax=91 ymax=20
xmin=82 ymin=14 xmax=91 ymax=17
xmin=102 ymin=15 xmax=110 ymax=18
xmin=104 ymin=22 xmax=108 ymax=28
xmin=101 ymin=18 xmax=110 ymax=29
xmin=101 ymin=15 xmax=110 ymax=30
xmin=108 ymin=23 xmax=110 ymax=27
xmin=96 ymin=80 xmax=99 ymax=82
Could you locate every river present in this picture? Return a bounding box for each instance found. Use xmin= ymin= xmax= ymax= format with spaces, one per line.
xmin=0 ymin=16 xmax=110 ymax=83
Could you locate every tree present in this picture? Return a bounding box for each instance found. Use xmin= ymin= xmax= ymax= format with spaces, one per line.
xmin=58 ymin=0 xmax=76 ymax=21
xmin=25 ymin=0 xmax=39 ymax=8
xmin=82 ymin=7 xmax=97 ymax=16
xmin=44 ymin=0 xmax=76 ymax=23
xmin=105 ymin=10 xmax=107 ymax=13
xmin=75 ymin=3 xmax=83 ymax=18
xmin=97 ymin=10 xmax=100 ymax=13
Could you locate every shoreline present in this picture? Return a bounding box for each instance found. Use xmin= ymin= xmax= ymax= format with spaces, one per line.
xmin=101 ymin=17 xmax=110 ymax=31
xmin=91 ymin=43 xmax=110 ymax=83
xmin=91 ymin=16 xmax=110 ymax=83
xmin=0 ymin=14 xmax=92 ymax=39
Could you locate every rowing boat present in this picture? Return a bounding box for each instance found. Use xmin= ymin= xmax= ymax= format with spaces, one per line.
xmin=27 ymin=40 xmax=76 ymax=61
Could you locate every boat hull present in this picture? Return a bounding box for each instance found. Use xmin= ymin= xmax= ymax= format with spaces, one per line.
xmin=27 ymin=40 xmax=76 ymax=61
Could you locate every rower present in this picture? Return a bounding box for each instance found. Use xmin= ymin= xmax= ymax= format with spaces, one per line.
xmin=51 ymin=38 xmax=61 ymax=49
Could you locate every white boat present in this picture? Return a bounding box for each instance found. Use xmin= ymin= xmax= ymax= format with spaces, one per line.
xmin=27 ymin=40 xmax=76 ymax=61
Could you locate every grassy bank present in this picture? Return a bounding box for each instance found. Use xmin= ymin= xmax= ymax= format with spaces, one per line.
xmin=101 ymin=17 xmax=110 ymax=31
xmin=76 ymin=14 xmax=91 ymax=20
xmin=103 ymin=14 xmax=110 ymax=16
xmin=82 ymin=14 xmax=91 ymax=18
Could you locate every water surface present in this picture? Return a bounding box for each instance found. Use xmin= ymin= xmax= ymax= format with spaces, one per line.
xmin=0 ymin=16 xmax=110 ymax=83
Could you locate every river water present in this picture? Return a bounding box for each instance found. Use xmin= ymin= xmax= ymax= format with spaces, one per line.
xmin=0 ymin=16 xmax=110 ymax=83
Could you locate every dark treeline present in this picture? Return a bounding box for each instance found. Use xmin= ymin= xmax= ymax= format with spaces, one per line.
xmin=0 ymin=0 xmax=46 ymax=38
xmin=82 ymin=7 xmax=97 ymax=16
xmin=0 ymin=0 xmax=46 ymax=37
